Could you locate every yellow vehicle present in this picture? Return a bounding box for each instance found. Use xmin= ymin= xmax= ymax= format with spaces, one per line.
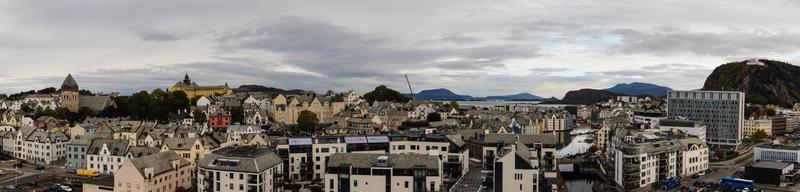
xmin=76 ymin=169 xmax=100 ymax=177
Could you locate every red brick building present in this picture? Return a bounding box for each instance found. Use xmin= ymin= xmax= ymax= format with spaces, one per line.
xmin=209 ymin=113 xmax=232 ymax=129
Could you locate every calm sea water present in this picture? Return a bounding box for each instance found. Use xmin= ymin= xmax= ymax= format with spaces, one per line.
xmin=456 ymin=100 xmax=543 ymax=108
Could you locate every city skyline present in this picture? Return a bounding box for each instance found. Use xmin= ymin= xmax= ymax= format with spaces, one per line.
xmin=2 ymin=0 xmax=800 ymax=97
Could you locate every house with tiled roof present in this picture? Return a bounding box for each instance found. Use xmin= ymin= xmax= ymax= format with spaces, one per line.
xmin=87 ymin=139 xmax=130 ymax=174
xmin=114 ymin=151 xmax=193 ymax=192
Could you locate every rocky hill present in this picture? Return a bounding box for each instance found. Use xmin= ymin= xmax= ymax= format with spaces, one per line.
xmin=543 ymin=89 xmax=623 ymax=105
xmin=702 ymin=59 xmax=800 ymax=106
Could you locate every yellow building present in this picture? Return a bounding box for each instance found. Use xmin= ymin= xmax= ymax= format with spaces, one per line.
xmin=743 ymin=118 xmax=772 ymax=137
xmin=170 ymin=73 xmax=233 ymax=99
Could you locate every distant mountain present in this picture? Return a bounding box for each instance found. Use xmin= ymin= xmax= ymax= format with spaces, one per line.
xmin=483 ymin=93 xmax=543 ymax=100
xmin=411 ymin=88 xmax=474 ymax=100
xmin=235 ymin=85 xmax=312 ymax=95
xmin=542 ymin=89 xmax=623 ymax=105
xmin=703 ymin=59 xmax=800 ymax=106
xmin=605 ymin=82 xmax=672 ymax=96
xmin=406 ymin=88 xmax=545 ymax=101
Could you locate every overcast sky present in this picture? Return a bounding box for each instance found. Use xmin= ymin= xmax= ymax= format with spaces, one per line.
xmin=1 ymin=0 xmax=799 ymax=98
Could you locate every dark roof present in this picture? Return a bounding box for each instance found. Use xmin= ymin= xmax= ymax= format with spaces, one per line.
xmin=660 ymin=119 xmax=702 ymax=127
xmin=751 ymin=161 xmax=792 ymax=169
xmin=128 ymin=151 xmax=190 ymax=177
xmin=88 ymin=139 xmax=129 ymax=156
xmin=483 ymin=133 xmax=558 ymax=145
xmin=327 ymin=153 xmax=438 ymax=170
xmin=199 ymin=146 xmax=283 ymax=173
xmin=61 ymin=74 xmax=79 ymax=91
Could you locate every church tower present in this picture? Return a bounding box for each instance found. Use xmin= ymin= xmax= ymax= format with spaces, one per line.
xmin=59 ymin=74 xmax=80 ymax=112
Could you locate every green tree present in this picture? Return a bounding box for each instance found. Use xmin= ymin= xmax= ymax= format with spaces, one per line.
xmin=127 ymin=91 xmax=153 ymax=120
xmin=193 ymin=110 xmax=207 ymax=124
xmin=751 ymin=129 xmax=768 ymax=144
xmin=296 ymin=110 xmax=319 ymax=134
xmin=170 ymin=91 xmax=190 ymax=113
xmin=449 ymin=100 xmax=460 ymax=112
xmin=363 ymin=85 xmax=410 ymax=104
xmin=36 ymin=87 xmax=57 ymax=94
xmin=765 ymin=107 xmax=778 ymax=116
xmin=426 ymin=112 xmax=442 ymax=122
xmin=230 ymin=106 xmax=244 ymax=124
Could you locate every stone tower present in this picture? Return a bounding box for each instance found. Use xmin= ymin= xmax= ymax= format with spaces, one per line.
xmin=59 ymin=74 xmax=80 ymax=112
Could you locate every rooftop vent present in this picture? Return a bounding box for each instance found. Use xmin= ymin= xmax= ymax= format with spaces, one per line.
xmin=377 ymin=155 xmax=389 ymax=167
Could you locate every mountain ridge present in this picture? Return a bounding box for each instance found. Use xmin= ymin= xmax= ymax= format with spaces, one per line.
xmin=605 ymin=82 xmax=672 ymax=96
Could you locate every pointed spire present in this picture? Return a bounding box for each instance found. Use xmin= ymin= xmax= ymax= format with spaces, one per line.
xmin=60 ymin=73 xmax=79 ymax=91
xmin=183 ymin=72 xmax=191 ymax=85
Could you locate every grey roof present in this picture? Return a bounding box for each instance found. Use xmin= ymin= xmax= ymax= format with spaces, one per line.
xmin=79 ymin=95 xmax=115 ymax=111
xmin=751 ymin=161 xmax=792 ymax=169
xmin=61 ymin=74 xmax=79 ymax=91
xmin=198 ymin=146 xmax=283 ymax=173
xmin=87 ymin=139 xmax=129 ymax=156
xmin=226 ymin=125 xmax=262 ymax=133
xmin=68 ymin=135 xmax=92 ymax=145
xmin=162 ymin=137 xmax=198 ymax=150
xmin=128 ymin=151 xmax=190 ymax=177
xmin=126 ymin=146 xmax=160 ymax=158
xmin=446 ymin=134 xmax=465 ymax=147
xmin=25 ymin=129 xmax=69 ymax=143
xmin=483 ymin=133 xmax=558 ymax=145
xmin=327 ymin=153 xmax=438 ymax=170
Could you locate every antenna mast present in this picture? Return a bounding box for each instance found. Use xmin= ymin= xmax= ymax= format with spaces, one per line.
xmin=405 ymin=74 xmax=415 ymax=100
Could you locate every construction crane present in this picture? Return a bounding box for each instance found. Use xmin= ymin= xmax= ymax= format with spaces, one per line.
xmin=405 ymin=74 xmax=415 ymax=100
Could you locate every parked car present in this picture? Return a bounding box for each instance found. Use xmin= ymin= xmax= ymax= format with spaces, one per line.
xmin=35 ymin=165 xmax=45 ymax=170
xmin=59 ymin=185 xmax=73 ymax=192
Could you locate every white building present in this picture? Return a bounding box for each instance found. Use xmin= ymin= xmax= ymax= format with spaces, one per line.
xmin=226 ymin=125 xmax=264 ymax=144
xmin=659 ymin=119 xmax=707 ymax=141
xmin=610 ymin=129 xmax=708 ymax=190
xmin=754 ymin=144 xmax=800 ymax=164
xmin=480 ymin=134 xmax=560 ymax=191
xmin=324 ymin=153 xmax=443 ymax=192
xmin=197 ymin=146 xmax=283 ymax=192
xmin=8 ymin=128 xmax=70 ymax=164
xmin=86 ymin=139 xmax=130 ymax=174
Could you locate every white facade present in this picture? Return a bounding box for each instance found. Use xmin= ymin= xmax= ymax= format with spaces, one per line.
xmin=754 ymin=145 xmax=800 ymax=164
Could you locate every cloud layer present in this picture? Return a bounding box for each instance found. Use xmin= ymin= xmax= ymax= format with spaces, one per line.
xmin=1 ymin=0 xmax=799 ymax=98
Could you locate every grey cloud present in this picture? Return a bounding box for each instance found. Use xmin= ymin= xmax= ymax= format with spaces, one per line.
xmin=610 ymin=28 xmax=800 ymax=57
xmin=215 ymin=16 xmax=542 ymax=78
xmin=134 ymin=28 xmax=196 ymax=42
xmin=440 ymin=33 xmax=483 ymax=45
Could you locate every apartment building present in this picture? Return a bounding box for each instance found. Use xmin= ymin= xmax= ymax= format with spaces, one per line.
xmin=609 ymin=129 xmax=709 ymax=190
xmin=743 ymin=118 xmax=772 ymax=137
xmin=494 ymin=142 xmax=550 ymax=192
xmin=66 ymin=136 xmax=90 ymax=170
xmin=276 ymin=135 xmax=389 ymax=181
xmin=388 ymin=134 xmax=468 ymax=183
xmin=87 ymin=139 xmax=130 ymax=174
xmin=667 ymin=90 xmax=744 ymax=149
xmin=197 ymin=146 xmax=283 ymax=192
xmin=114 ymin=151 xmax=193 ymax=192
xmin=8 ymin=127 xmax=70 ymax=164
xmin=471 ymin=133 xmax=559 ymax=191
xmin=276 ymin=134 xmax=468 ymax=185
xmin=324 ymin=153 xmax=442 ymax=192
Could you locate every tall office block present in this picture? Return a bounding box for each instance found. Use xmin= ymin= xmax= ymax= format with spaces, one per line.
xmin=667 ymin=90 xmax=744 ymax=150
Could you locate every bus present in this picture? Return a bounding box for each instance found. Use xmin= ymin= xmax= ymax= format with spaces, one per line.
xmin=720 ymin=177 xmax=755 ymax=189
